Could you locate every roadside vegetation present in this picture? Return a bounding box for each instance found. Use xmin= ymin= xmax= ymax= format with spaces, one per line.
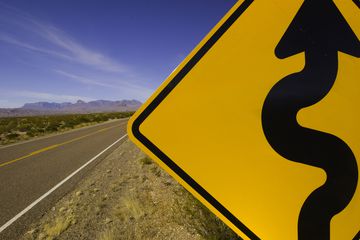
xmin=0 ymin=112 xmax=133 ymax=145
xmin=22 ymin=140 xmax=240 ymax=240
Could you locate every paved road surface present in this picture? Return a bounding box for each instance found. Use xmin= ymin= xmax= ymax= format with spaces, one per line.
xmin=0 ymin=119 xmax=128 ymax=239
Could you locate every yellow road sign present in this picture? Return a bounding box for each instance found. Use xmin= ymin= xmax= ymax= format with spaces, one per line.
xmin=128 ymin=0 xmax=360 ymax=239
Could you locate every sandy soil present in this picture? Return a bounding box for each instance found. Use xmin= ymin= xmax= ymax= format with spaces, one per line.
xmin=20 ymin=139 xmax=240 ymax=240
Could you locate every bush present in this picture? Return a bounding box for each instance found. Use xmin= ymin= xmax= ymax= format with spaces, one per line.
xmin=46 ymin=122 xmax=60 ymax=132
xmin=18 ymin=123 xmax=33 ymax=132
xmin=26 ymin=130 xmax=37 ymax=137
xmin=6 ymin=132 xmax=19 ymax=140
xmin=0 ymin=112 xmax=134 ymax=145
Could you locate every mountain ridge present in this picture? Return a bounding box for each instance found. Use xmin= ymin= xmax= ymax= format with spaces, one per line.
xmin=0 ymin=99 xmax=142 ymax=117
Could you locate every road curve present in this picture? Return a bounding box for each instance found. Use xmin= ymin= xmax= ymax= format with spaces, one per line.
xmin=0 ymin=119 xmax=128 ymax=239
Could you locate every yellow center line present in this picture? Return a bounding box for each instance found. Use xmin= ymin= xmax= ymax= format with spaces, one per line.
xmin=0 ymin=125 xmax=120 ymax=168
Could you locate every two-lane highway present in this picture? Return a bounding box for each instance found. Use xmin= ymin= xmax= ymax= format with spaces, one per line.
xmin=0 ymin=118 xmax=128 ymax=239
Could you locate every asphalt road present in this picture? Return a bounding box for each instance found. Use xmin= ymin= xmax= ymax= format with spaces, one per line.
xmin=0 ymin=119 xmax=128 ymax=239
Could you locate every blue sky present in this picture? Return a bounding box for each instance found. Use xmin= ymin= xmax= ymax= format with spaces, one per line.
xmin=0 ymin=0 xmax=236 ymax=108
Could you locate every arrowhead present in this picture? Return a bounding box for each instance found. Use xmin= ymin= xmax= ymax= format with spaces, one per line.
xmin=275 ymin=0 xmax=360 ymax=59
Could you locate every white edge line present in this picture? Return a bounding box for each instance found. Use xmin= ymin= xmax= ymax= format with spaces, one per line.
xmin=0 ymin=133 xmax=128 ymax=233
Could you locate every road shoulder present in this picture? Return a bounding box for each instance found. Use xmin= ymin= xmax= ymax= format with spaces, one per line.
xmin=20 ymin=139 xmax=239 ymax=240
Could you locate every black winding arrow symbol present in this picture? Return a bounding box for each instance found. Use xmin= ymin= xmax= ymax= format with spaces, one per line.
xmin=262 ymin=0 xmax=360 ymax=239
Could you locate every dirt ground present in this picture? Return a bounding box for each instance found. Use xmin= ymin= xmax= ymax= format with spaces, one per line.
xmin=20 ymin=139 xmax=241 ymax=240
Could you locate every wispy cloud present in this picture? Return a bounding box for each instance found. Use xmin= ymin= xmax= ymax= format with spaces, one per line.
xmin=54 ymin=70 xmax=117 ymax=88
xmin=54 ymin=70 xmax=154 ymax=101
xmin=0 ymin=3 xmax=153 ymax=106
xmin=0 ymin=5 xmax=126 ymax=73
xmin=0 ymin=34 xmax=71 ymax=59
xmin=54 ymin=69 xmax=151 ymax=90
xmin=35 ymin=25 xmax=127 ymax=72
xmin=0 ymin=89 xmax=94 ymax=104
xmin=17 ymin=90 xmax=94 ymax=102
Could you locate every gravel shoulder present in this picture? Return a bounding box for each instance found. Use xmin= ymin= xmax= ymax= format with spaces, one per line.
xmin=20 ymin=139 xmax=240 ymax=240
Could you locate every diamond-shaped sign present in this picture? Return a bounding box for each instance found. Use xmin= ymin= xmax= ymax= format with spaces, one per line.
xmin=128 ymin=1 xmax=360 ymax=239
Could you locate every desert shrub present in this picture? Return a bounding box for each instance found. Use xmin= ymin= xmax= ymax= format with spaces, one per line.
xmin=5 ymin=120 xmax=17 ymax=132
xmin=0 ymin=125 xmax=6 ymax=135
xmin=37 ymin=128 xmax=46 ymax=133
xmin=0 ymin=112 xmax=134 ymax=145
xmin=46 ymin=122 xmax=61 ymax=132
xmin=26 ymin=129 xmax=37 ymax=137
xmin=18 ymin=123 xmax=33 ymax=132
xmin=6 ymin=132 xmax=19 ymax=140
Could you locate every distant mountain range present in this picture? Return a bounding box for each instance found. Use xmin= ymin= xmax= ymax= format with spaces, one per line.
xmin=0 ymin=99 xmax=142 ymax=117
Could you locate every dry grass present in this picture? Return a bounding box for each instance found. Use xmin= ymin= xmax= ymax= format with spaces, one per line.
xmin=42 ymin=214 xmax=74 ymax=239
xmin=114 ymin=194 xmax=145 ymax=221
xmin=98 ymin=229 xmax=115 ymax=240
xmin=20 ymin=140 xmax=240 ymax=240
xmin=139 ymin=157 xmax=153 ymax=165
